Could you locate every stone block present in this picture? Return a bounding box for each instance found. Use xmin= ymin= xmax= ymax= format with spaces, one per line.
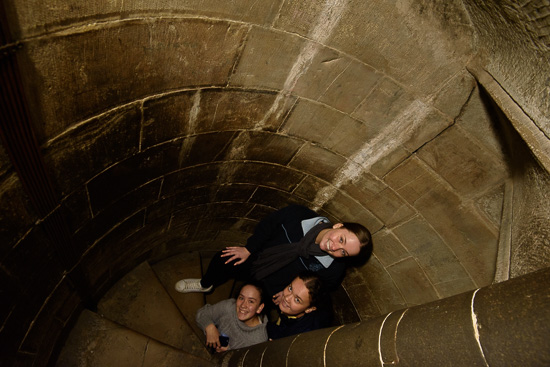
xmin=386 ymin=257 xmax=439 ymax=307
xmin=22 ymin=18 xmax=247 ymax=141
xmin=370 ymin=228 xmax=410 ymax=268
xmin=292 ymin=175 xmax=330 ymax=203
xmin=329 ymin=0 xmax=473 ymax=94
xmin=9 ymin=0 xmax=283 ymax=38
xmin=249 ymin=186 xmax=302 ymax=209
xmin=385 ymin=157 xmax=498 ymax=287
xmin=284 ymin=99 xmax=375 ymax=156
xmin=179 ymin=132 xmax=236 ymax=168
xmin=230 ymin=26 xmax=306 ymax=90
xmin=141 ymin=91 xmax=196 ymax=149
xmin=417 ymin=124 xmax=508 ymax=197
xmin=192 ymin=89 xmax=287 ymax=133
xmin=458 ymin=86 xmax=510 ymax=160
xmin=474 ymin=183 xmax=505 ymax=229
xmin=433 ymin=277 xmax=477 ymax=299
xmin=44 ymin=104 xmax=141 ymax=196
xmin=19 ymin=283 xmax=80 ymax=358
xmin=282 ymin=100 xmax=348 ymax=146
xmin=432 ymin=70 xmax=477 ymax=118
xmin=320 ymin=191 xmax=382 ymax=231
xmin=273 ymin=1 xmax=327 ymax=37
xmin=60 ymin=188 xmax=93 ymax=235
xmin=343 ymin=282 xmax=382 ymax=321
xmin=344 ymin=257 xmax=407 ymax=315
xmin=352 ymin=77 xmax=413 ymax=133
xmin=393 ymin=216 xmax=473 ymax=285
xmin=289 ymin=143 xmax=347 ymax=182
xmin=370 ymin=145 xmax=411 ymax=178
xmin=162 ymin=164 xmax=223 ymax=196
xmin=225 ymin=131 xmax=304 ymax=165
xmin=318 ymin=58 xmax=380 ymax=114
xmin=87 ymin=142 xmax=180 ymax=214
xmin=0 ymin=173 xmax=37 ymax=253
xmin=341 ymin=172 xmax=415 ymax=227
xmin=214 ymin=183 xmax=257 ymax=203
xmin=75 ymin=180 xmax=161 ymax=251
xmin=292 ymin=48 xmax=349 ymax=101
xmin=231 ymin=162 xmax=305 ymax=192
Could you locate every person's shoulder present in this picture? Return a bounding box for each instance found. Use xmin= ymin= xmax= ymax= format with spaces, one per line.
xmin=216 ymin=298 xmax=236 ymax=309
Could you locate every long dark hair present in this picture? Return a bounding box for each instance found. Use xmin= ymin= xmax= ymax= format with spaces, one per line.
xmin=297 ymin=271 xmax=326 ymax=308
xmin=341 ymin=222 xmax=373 ymax=266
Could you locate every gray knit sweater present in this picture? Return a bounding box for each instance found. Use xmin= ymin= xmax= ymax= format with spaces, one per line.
xmin=196 ymin=299 xmax=268 ymax=350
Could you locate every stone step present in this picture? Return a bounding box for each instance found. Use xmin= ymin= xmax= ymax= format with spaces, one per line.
xmin=150 ymin=251 xmax=207 ymax=345
xmin=97 ymin=261 xmax=208 ymax=359
xmin=56 ymin=309 xmax=214 ymax=367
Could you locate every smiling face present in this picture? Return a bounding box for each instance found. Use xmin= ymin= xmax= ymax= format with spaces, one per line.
xmin=236 ymin=285 xmax=264 ymax=326
xmin=278 ymin=277 xmax=316 ymax=318
xmin=316 ymin=223 xmax=361 ymax=258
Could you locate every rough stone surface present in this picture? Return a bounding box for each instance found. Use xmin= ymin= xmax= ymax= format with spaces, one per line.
xmin=1 ymin=0 xmax=549 ymax=365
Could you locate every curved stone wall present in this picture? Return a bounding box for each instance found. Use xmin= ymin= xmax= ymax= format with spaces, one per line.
xmin=1 ymin=0 xmax=549 ymax=365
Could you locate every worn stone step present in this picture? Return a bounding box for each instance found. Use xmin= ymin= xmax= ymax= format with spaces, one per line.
xmin=97 ymin=261 xmax=207 ymax=359
xmin=150 ymin=251 xmax=207 ymax=345
xmin=56 ymin=309 xmax=214 ymax=367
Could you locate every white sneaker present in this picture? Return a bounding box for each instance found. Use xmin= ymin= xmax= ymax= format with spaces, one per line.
xmin=175 ymin=278 xmax=213 ymax=293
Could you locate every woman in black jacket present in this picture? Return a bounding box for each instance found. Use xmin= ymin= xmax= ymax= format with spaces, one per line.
xmin=175 ymin=204 xmax=372 ymax=297
xmin=267 ymin=272 xmax=331 ymax=340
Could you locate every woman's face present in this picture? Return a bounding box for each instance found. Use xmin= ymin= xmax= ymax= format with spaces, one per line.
xmin=279 ymin=277 xmax=316 ymax=318
xmin=236 ymin=285 xmax=264 ymax=325
xmin=317 ymin=223 xmax=361 ymax=258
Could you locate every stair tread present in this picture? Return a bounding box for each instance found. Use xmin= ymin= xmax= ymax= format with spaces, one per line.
xmin=151 ymin=251 xmax=207 ymax=344
xmin=97 ymin=262 xmax=207 ymax=358
xmin=56 ymin=309 xmax=214 ymax=367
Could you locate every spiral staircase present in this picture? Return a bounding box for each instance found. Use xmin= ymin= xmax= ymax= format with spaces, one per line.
xmin=54 ymin=251 xmax=357 ymax=366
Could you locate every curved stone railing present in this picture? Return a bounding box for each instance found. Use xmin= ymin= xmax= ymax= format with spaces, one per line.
xmin=217 ymin=267 xmax=550 ymax=366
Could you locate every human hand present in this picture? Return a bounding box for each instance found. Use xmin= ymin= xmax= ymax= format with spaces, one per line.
xmin=272 ymin=291 xmax=283 ymax=305
xmin=215 ymin=346 xmax=229 ymax=353
xmin=221 ymin=246 xmax=251 ymax=265
xmin=205 ymin=324 xmax=221 ymax=349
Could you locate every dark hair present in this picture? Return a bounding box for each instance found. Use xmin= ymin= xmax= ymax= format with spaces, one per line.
xmin=341 ymin=222 xmax=372 ymax=248
xmin=238 ymin=281 xmax=265 ymax=305
xmin=297 ymin=271 xmax=325 ymax=308
xmin=341 ymin=222 xmax=373 ymax=266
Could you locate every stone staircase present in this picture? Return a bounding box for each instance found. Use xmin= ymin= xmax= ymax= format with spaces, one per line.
xmin=55 ymin=252 xmax=234 ymax=367
xmin=55 ymin=251 xmax=360 ymax=366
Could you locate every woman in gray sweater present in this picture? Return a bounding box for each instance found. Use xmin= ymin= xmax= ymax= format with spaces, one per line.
xmin=196 ymin=282 xmax=268 ymax=352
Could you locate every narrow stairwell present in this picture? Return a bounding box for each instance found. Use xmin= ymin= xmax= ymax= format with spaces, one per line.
xmin=55 ymin=252 xmax=237 ymax=366
xmin=55 ymin=251 xmax=361 ymax=366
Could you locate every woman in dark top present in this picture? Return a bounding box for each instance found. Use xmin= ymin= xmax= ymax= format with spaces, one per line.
xmin=267 ymin=272 xmax=331 ymax=340
xmin=175 ymin=204 xmax=372 ymax=298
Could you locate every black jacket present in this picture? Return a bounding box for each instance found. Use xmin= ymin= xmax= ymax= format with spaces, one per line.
xmin=245 ymin=205 xmax=346 ymax=296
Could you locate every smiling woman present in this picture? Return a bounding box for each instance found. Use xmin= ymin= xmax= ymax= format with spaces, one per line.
xmin=267 ymin=272 xmax=330 ymax=340
xmin=175 ymin=205 xmax=372 ymax=298
xmin=195 ymin=282 xmax=268 ymax=352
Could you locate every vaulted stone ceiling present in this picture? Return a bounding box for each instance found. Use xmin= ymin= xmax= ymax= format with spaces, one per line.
xmin=1 ymin=0 xmax=549 ymax=365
